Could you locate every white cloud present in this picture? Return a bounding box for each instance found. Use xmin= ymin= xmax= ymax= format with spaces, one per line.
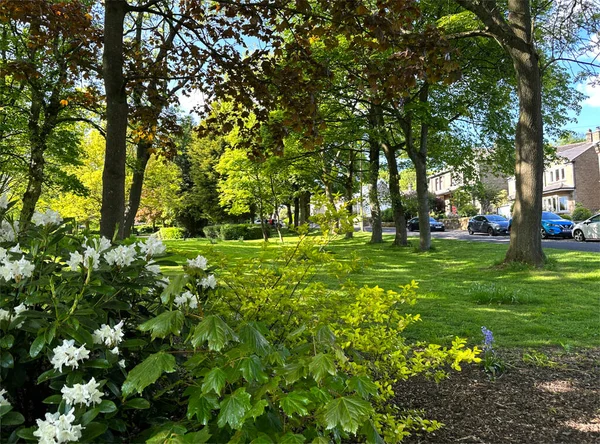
xmin=576 ymin=77 xmax=600 ymax=107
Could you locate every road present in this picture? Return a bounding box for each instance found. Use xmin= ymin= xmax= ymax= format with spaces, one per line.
xmin=374 ymin=227 xmax=600 ymax=253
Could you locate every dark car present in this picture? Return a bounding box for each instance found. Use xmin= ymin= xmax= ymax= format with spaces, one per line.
xmin=407 ymin=217 xmax=445 ymax=232
xmin=467 ymin=214 xmax=509 ymax=236
xmin=508 ymin=211 xmax=574 ymax=239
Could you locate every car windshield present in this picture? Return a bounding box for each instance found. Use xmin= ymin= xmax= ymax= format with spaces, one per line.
xmin=486 ymin=215 xmax=506 ymax=221
xmin=429 ymin=217 xmax=437 ymax=222
xmin=542 ymin=212 xmax=565 ymax=220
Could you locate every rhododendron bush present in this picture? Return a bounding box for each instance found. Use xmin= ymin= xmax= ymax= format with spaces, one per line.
xmin=0 ymin=196 xmax=479 ymax=443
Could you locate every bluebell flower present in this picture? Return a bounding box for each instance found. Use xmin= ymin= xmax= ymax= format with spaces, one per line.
xmin=481 ymin=326 xmax=494 ymax=351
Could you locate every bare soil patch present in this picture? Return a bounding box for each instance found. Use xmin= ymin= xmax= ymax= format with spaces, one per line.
xmin=398 ymin=348 xmax=600 ymax=443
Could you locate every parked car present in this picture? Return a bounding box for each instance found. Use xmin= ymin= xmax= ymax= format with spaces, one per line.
xmin=507 ymin=211 xmax=574 ymax=239
xmin=572 ymin=213 xmax=600 ymax=242
xmin=467 ymin=214 xmax=509 ymax=236
xmin=407 ymin=217 xmax=445 ymax=232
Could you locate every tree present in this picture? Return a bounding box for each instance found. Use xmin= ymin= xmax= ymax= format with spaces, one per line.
xmin=0 ymin=0 xmax=100 ymax=227
xmin=452 ymin=0 xmax=599 ymax=265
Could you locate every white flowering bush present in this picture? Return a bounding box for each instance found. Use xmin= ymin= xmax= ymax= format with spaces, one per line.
xmin=0 ymin=196 xmax=480 ymax=443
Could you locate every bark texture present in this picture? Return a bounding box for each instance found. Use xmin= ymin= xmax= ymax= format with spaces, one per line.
xmin=123 ymin=142 xmax=151 ymax=238
xmin=100 ymin=0 xmax=128 ymax=240
xmin=367 ymin=135 xmax=383 ymax=243
xmin=382 ymin=142 xmax=408 ymax=246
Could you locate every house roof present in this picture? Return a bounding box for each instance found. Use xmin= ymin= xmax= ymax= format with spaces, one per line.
xmin=543 ymin=183 xmax=575 ymax=193
xmin=555 ymin=141 xmax=599 ymax=161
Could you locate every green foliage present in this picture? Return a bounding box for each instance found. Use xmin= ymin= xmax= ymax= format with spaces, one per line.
xmin=381 ymin=208 xmax=394 ymax=222
xmin=467 ymin=282 xmax=532 ymax=305
xmin=571 ymin=203 xmax=592 ymax=222
xmin=158 ymin=226 xmax=184 ymax=239
xmin=203 ymin=223 xmax=266 ymax=240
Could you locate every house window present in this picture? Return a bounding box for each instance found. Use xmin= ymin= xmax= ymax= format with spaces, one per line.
xmin=561 ymin=169 xmax=565 ymax=180
xmin=550 ymin=171 xmax=554 ymax=182
xmin=559 ymin=196 xmax=568 ymax=212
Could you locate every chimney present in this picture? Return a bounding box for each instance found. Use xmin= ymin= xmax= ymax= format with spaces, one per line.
xmin=593 ymin=126 xmax=600 ymax=143
xmin=586 ymin=128 xmax=593 ymax=142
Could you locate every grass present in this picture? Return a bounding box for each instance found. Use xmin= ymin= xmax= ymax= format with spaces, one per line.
xmin=163 ymin=232 xmax=600 ymax=349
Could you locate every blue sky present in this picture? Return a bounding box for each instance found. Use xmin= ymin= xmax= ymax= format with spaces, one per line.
xmin=565 ymin=79 xmax=600 ymax=135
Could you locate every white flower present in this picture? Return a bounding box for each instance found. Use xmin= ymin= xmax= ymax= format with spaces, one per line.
xmin=88 ymin=236 xmax=111 ymax=253
xmin=5 ymin=256 xmax=35 ymax=281
xmin=83 ymin=246 xmax=100 ymax=270
xmin=0 ymin=247 xmax=7 ymax=263
xmin=0 ymin=388 xmax=10 ymax=407
xmin=0 ymin=308 xmax=10 ymax=322
xmin=0 ymin=220 xmax=16 ymax=242
xmin=0 ymin=193 xmax=9 ymax=209
xmin=118 ymin=359 xmax=126 ymax=368
xmin=200 ymin=274 xmax=217 ymax=289
xmin=50 ymin=340 xmax=90 ymax=373
xmin=110 ymin=346 xmax=119 ymax=355
xmin=187 ymin=255 xmax=208 ymax=270
xmin=14 ymin=303 xmax=27 ymax=315
xmin=157 ymin=277 xmax=170 ymax=289
xmin=139 ymin=236 xmax=166 ymax=258
xmin=32 ymin=209 xmax=63 ymax=227
xmin=104 ymin=245 xmax=137 ymax=267
xmin=61 ymin=377 xmax=103 ymax=407
xmin=174 ymin=290 xmax=197 ymax=309
xmin=9 ymin=243 xmax=21 ymax=253
xmin=66 ymin=252 xmax=83 ymax=271
xmin=33 ymin=408 xmax=83 ymax=444
xmin=145 ymin=262 xmax=161 ymax=275
xmin=92 ymin=320 xmax=124 ymax=348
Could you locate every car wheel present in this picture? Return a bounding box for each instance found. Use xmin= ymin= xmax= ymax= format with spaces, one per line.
xmin=573 ymin=230 xmax=586 ymax=242
xmin=487 ymin=227 xmax=495 ymax=236
xmin=468 ymin=227 xmax=474 ymax=235
xmin=541 ymin=228 xmax=548 ymax=239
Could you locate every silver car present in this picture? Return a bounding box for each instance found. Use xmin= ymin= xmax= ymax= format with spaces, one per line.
xmin=573 ymin=213 xmax=600 ymax=242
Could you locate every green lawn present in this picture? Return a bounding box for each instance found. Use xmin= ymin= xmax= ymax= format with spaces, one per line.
xmin=163 ymin=233 xmax=600 ymax=348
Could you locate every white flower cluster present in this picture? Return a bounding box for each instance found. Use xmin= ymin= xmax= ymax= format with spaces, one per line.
xmin=104 ymin=244 xmax=137 ymax=268
xmin=0 ymin=220 xmax=17 ymax=242
xmin=92 ymin=320 xmax=124 ymax=349
xmin=61 ymin=377 xmax=103 ymax=407
xmin=138 ymin=235 xmax=166 ymax=258
xmin=0 ymin=192 xmax=9 ymax=209
xmin=0 ymin=246 xmax=34 ymax=282
xmin=187 ymin=255 xmax=208 ymax=270
xmin=146 ymin=262 xmax=161 ymax=275
xmin=0 ymin=388 xmax=10 ymax=407
xmin=0 ymin=303 xmax=28 ymax=327
xmin=32 ymin=209 xmax=63 ymax=227
xmin=50 ymin=340 xmax=90 ymax=372
xmin=67 ymin=237 xmax=111 ymax=271
xmin=174 ymin=290 xmax=198 ymax=309
xmin=33 ymin=408 xmax=83 ymax=444
xmin=200 ymin=274 xmax=217 ymax=289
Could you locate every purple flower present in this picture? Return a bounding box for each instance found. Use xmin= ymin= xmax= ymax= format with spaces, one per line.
xmin=481 ymin=326 xmax=494 ymax=350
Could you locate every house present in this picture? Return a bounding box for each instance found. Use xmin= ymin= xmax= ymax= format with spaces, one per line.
xmin=428 ymin=163 xmax=508 ymax=215
xmin=507 ymin=128 xmax=600 ymax=214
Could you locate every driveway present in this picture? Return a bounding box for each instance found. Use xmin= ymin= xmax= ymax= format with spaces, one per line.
xmin=376 ymin=228 xmax=600 ymax=253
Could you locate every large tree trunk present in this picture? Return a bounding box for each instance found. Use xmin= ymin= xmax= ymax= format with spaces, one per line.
xmin=20 ymin=141 xmax=45 ymax=228
xmin=504 ymin=46 xmax=544 ymax=265
xmin=367 ymin=136 xmax=383 ymax=243
xmin=299 ymin=191 xmax=310 ymax=225
xmin=382 ymin=142 xmax=408 ymax=246
xmin=456 ymin=0 xmax=544 ymax=266
xmin=405 ymin=84 xmax=431 ymax=252
xmin=100 ymin=0 xmax=128 ymax=240
xmin=123 ymin=142 xmax=151 ymax=238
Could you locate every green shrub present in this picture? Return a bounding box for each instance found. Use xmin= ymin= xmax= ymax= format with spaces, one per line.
xmin=571 ymin=204 xmax=592 ymax=221
xmin=157 ymin=226 xmax=184 ymax=239
xmin=468 ymin=282 xmax=531 ymax=305
xmin=0 ymin=196 xmax=480 ymax=444
xmin=560 ymin=214 xmax=572 ymax=220
xmin=458 ymin=203 xmax=478 ymax=217
xmin=202 ymin=225 xmax=221 ymax=239
xmin=381 ymin=208 xmax=394 ymax=222
xmin=204 ymin=224 xmax=266 ymax=240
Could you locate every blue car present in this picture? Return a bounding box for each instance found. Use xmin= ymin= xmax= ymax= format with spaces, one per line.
xmin=508 ymin=211 xmax=573 ymax=239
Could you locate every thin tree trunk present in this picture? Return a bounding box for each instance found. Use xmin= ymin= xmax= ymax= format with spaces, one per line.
xmin=100 ymin=0 xmax=128 ymax=240
xmin=286 ymin=203 xmax=293 ymax=227
xmin=294 ymin=195 xmax=300 ymax=227
xmin=299 ymin=191 xmax=310 ymax=225
xmin=344 ymin=151 xmax=355 ymax=239
xmin=123 ymin=142 xmax=151 ymax=238
xmin=367 ymin=137 xmax=383 ymax=243
xmin=20 ymin=141 xmax=45 ymax=228
xmin=382 ymin=142 xmax=408 ymax=246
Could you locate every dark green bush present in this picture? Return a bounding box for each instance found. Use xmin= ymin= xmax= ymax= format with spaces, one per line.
xmin=158 ymin=226 xmax=184 ymax=239
xmin=571 ymin=204 xmax=592 ymax=221
xmin=204 ymin=224 xmax=267 ymax=240
xmin=381 ymin=208 xmax=394 ymax=222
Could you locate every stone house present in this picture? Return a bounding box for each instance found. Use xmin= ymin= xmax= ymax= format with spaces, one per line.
xmin=507 ymin=128 xmax=600 ymax=214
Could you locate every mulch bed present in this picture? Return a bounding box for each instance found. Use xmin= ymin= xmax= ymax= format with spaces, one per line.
xmin=397 ymin=348 xmax=600 ymax=443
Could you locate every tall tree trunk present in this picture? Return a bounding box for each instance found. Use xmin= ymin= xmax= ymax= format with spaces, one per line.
xmin=123 ymin=142 xmax=151 ymax=238
xmin=294 ymin=195 xmax=300 ymax=227
xmin=405 ymin=84 xmax=431 ymax=252
xmin=344 ymin=151 xmax=355 ymax=239
xmin=382 ymin=142 xmax=408 ymax=246
xmin=456 ymin=0 xmax=544 ymax=266
xmin=286 ymin=203 xmax=293 ymax=227
xmin=20 ymin=141 xmax=45 ymax=228
xmin=101 ymin=0 xmax=128 ymax=240
xmin=367 ymin=136 xmax=383 ymax=243
xmin=299 ymin=191 xmax=310 ymax=224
